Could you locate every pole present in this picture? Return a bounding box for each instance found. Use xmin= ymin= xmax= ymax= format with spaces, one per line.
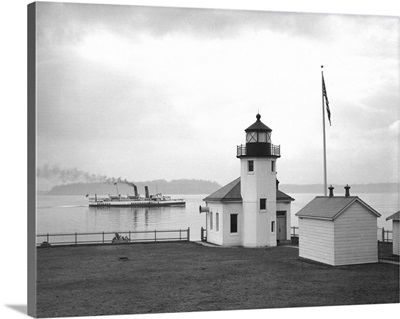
xmin=321 ymin=66 xmax=328 ymax=196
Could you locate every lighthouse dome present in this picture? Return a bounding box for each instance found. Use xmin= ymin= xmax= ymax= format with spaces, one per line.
xmin=245 ymin=113 xmax=272 ymax=132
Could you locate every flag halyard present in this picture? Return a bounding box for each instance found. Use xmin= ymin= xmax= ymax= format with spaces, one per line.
xmin=322 ymin=74 xmax=331 ymax=126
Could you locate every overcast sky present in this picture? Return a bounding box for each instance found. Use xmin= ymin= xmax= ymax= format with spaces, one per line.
xmin=35 ymin=2 xmax=399 ymax=189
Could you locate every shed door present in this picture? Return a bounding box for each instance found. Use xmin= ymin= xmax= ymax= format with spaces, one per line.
xmin=276 ymin=211 xmax=287 ymax=241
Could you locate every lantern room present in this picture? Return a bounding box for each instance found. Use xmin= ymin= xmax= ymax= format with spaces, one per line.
xmin=237 ymin=113 xmax=280 ymax=158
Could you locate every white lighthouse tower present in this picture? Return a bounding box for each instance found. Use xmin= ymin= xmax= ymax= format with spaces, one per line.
xmin=236 ymin=113 xmax=280 ymax=247
xmin=202 ymin=113 xmax=292 ymax=248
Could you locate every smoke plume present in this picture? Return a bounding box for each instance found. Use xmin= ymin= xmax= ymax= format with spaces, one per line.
xmin=37 ymin=164 xmax=136 ymax=186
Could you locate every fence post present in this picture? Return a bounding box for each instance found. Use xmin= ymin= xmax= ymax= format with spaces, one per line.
xmin=382 ymin=227 xmax=385 ymax=242
xmin=179 ymin=229 xmax=182 ymax=241
xmin=47 ymin=233 xmax=49 ymax=243
xmin=102 ymin=232 xmax=104 ymax=244
xmin=75 ymin=232 xmax=77 ymax=245
xmin=187 ymin=227 xmax=190 ymax=241
xmin=129 ymin=231 xmax=131 ymax=242
xmin=155 ymin=230 xmax=157 ymax=242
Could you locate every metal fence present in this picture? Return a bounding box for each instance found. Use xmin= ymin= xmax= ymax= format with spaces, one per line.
xmin=37 ymin=228 xmax=191 ymax=247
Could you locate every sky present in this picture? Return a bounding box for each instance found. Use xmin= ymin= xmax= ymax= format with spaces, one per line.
xmin=35 ymin=1 xmax=399 ymax=190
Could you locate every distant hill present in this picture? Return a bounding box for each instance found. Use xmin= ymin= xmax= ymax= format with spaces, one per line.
xmin=279 ymin=183 xmax=398 ymax=194
xmin=45 ymin=179 xmax=222 ymax=196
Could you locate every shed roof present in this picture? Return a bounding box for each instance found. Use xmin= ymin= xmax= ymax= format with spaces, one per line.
xmin=295 ymin=196 xmax=381 ymax=221
xmin=386 ymin=211 xmax=400 ymax=221
xmin=203 ymin=177 xmax=294 ymax=203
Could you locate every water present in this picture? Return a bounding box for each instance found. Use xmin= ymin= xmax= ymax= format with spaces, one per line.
xmin=37 ymin=194 xmax=207 ymax=241
xmin=36 ymin=193 xmax=399 ymax=242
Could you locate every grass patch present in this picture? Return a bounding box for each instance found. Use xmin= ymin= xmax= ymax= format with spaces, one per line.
xmin=36 ymin=242 xmax=399 ymax=317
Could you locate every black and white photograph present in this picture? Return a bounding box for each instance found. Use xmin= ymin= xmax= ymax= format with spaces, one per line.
xmin=1 ymin=1 xmax=400 ymax=319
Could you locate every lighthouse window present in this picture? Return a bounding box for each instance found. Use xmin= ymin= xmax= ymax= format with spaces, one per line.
xmin=271 ymin=161 xmax=275 ymax=172
xmin=246 ymin=132 xmax=257 ymax=143
xmin=267 ymin=132 xmax=271 ymax=143
xmin=248 ymin=160 xmax=254 ymax=172
xmin=258 ymin=132 xmax=267 ymax=143
xmin=230 ymin=214 xmax=238 ymax=233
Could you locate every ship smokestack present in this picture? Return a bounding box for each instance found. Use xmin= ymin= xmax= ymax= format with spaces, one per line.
xmin=133 ymin=185 xmax=138 ymax=197
xmin=145 ymin=186 xmax=150 ymax=199
xmin=345 ymin=184 xmax=351 ymax=197
xmin=328 ymin=185 xmax=334 ymax=197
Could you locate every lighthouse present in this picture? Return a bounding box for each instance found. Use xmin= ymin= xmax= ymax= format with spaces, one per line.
xmin=202 ymin=113 xmax=293 ymax=247
xmin=237 ymin=113 xmax=280 ymax=247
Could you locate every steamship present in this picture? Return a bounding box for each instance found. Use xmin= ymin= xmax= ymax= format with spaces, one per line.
xmin=88 ymin=185 xmax=185 ymax=207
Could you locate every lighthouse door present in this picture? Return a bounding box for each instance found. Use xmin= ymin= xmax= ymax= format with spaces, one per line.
xmin=276 ymin=211 xmax=287 ymax=242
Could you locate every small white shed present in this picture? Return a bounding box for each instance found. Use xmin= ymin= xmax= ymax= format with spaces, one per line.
xmin=296 ymin=195 xmax=381 ymax=266
xmin=386 ymin=211 xmax=400 ymax=256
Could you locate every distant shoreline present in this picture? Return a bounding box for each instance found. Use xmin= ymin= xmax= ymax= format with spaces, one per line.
xmin=39 ymin=179 xmax=222 ymax=196
xmin=37 ymin=182 xmax=398 ymax=195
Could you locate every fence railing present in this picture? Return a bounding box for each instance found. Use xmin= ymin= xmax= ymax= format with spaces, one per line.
xmin=37 ymin=228 xmax=191 ymax=247
xmin=291 ymin=226 xmax=299 ymax=237
xmin=200 ymin=227 xmax=207 ymax=242
xmin=378 ymin=227 xmax=393 ymax=242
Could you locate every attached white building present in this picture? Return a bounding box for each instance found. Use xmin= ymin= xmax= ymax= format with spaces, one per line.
xmin=202 ymin=114 xmax=294 ymax=248
xmin=295 ymin=186 xmax=381 ymax=266
xmin=386 ymin=211 xmax=400 ymax=256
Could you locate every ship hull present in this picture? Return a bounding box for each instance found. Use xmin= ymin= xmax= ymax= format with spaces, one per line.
xmin=89 ymin=200 xmax=186 ymax=207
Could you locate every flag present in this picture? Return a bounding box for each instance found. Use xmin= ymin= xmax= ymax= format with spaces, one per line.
xmin=322 ymin=74 xmax=331 ymax=126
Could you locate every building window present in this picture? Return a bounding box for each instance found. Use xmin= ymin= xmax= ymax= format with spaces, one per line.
xmin=248 ymin=160 xmax=254 ymax=172
xmin=271 ymin=221 xmax=275 ymax=232
xmin=260 ymin=198 xmax=267 ymax=210
xmin=230 ymin=214 xmax=238 ymax=233
xmin=216 ymin=213 xmax=219 ymax=232
xmin=271 ymin=161 xmax=275 ymax=172
xmin=210 ymin=212 xmax=213 ymax=230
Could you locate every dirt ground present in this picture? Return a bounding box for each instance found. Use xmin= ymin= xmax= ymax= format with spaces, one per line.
xmin=36 ymin=242 xmax=399 ymax=318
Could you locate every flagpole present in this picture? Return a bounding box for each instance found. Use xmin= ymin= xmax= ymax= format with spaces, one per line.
xmin=321 ymin=65 xmax=328 ymax=196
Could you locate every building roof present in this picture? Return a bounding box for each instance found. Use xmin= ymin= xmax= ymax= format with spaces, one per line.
xmin=203 ymin=177 xmax=241 ymax=202
xmin=295 ymin=196 xmax=381 ymax=221
xmin=386 ymin=211 xmax=400 ymax=221
xmin=203 ymin=177 xmax=295 ymax=203
xmin=245 ymin=114 xmax=272 ymax=132
xmin=277 ymin=189 xmax=295 ymax=202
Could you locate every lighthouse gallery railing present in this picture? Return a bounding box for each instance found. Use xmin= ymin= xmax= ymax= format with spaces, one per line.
xmin=236 ymin=144 xmax=281 ymax=157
